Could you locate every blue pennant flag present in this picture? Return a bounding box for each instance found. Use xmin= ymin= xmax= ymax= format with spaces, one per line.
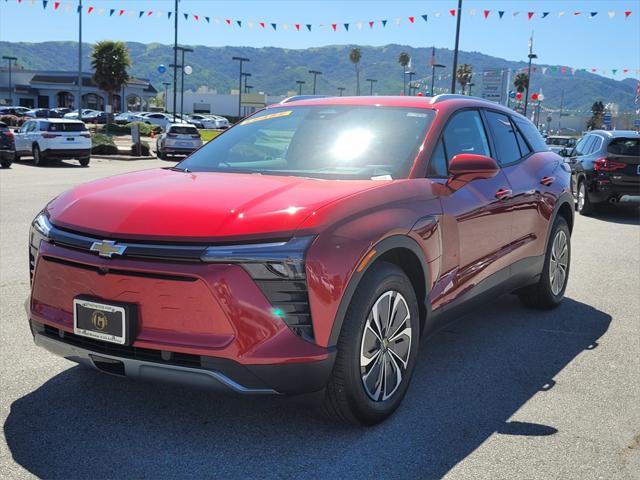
xmin=344 ymin=23 xmax=349 ymax=31
xmin=42 ymin=0 xmax=48 ymax=9
xmin=382 ymin=19 xmax=387 ymax=27
xmin=139 ymin=11 xmax=144 ymax=18
xmin=271 ymin=23 xmax=277 ymax=30
xmin=542 ymin=12 xmax=550 ymax=18
xmin=421 ymin=14 xmax=428 ymax=22
xmin=183 ymin=13 xmax=188 ymax=20
xmin=306 ymin=24 xmax=312 ymax=31
xmin=110 ymin=8 xmax=115 ymax=16
xmin=237 ymin=20 xmax=242 ymax=27
xmin=205 ymin=17 xmax=210 ymax=23
xmin=167 ymin=11 xmax=172 ymax=19
xmin=589 ymin=11 xmax=598 ymax=18
xmin=498 ymin=11 xmax=505 ymax=18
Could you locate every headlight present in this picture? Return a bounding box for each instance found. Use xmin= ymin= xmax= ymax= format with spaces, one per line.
xmin=200 ymin=236 xmax=314 ymax=280
xmin=29 ymin=212 xmax=52 ymax=283
xmin=201 ymin=236 xmax=316 ymax=342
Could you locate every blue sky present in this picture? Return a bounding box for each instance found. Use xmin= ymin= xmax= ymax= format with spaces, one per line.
xmin=1 ymin=0 xmax=639 ymax=79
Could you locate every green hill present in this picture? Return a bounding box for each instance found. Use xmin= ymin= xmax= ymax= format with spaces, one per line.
xmin=1 ymin=41 xmax=636 ymax=111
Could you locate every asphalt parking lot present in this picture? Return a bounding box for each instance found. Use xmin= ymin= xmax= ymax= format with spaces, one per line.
xmin=1 ymin=158 xmax=639 ymax=479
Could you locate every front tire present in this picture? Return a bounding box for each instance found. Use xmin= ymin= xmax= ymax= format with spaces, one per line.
xmin=518 ymin=216 xmax=571 ymax=309
xmin=323 ymin=262 xmax=420 ymax=426
xmin=576 ymin=179 xmax=594 ymax=216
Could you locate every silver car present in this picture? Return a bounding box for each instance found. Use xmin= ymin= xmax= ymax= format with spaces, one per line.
xmin=155 ymin=123 xmax=203 ymax=159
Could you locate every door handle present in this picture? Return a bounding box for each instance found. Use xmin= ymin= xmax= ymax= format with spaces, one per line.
xmin=540 ymin=176 xmax=555 ymax=186
xmin=495 ymin=188 xmax=512 ymax=200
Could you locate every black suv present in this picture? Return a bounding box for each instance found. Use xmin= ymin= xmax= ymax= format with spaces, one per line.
xmin=567 ymin=130 xmax=640 ymax=215
xmin=0 ymin=121 xmax=15 ymax=168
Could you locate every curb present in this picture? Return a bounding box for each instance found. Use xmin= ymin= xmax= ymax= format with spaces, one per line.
xmin=91 ymin=155 xmax=158 ymax=161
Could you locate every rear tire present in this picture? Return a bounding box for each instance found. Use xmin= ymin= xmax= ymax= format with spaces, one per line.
xmin=79 ymin=157 xmax=90 ymax=167
xmin=518 ymin=217 xmax=571 ymax=310
xmin=1 ymin=159 xmax=11 ymax=168
xmin=576 ymin=179 xmax=594 ymax=216
xmin=32 ymin=144 xmax=44 ymax=166
xmin=322 ymin=262 xmax=420 ymax=426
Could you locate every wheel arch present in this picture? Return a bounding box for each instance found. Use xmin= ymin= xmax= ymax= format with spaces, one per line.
xmin=327 ymin=235 xmax=430 ymax=347
xmin=544 ymin=191 xmax=574 ymax=253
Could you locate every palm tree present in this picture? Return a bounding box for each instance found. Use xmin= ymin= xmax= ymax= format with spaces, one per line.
xmin=398 ymin=52 xmax=411 ymax=95
xmin=513 ymin=72 xmax=529 ymax=93
xmin=91 ymin=40 xmax=131 ymax=119
xmin=349 ymin=48 xmax=362 ymax=95
xmin=456 ymin=64 xmax=473 ymax=94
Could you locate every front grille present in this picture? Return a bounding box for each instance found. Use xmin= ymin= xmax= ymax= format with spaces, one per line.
xmin=255 ymin=279 xmax=313 ymax=341
xmin=43 ymin=324 xmax=201 ymax=368
xmin=29 ymin=245 xmax=37 ymax=283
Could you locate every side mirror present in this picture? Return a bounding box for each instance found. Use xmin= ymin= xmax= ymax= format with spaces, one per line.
xmin=448 ymin=154 xmax=499 ymax=189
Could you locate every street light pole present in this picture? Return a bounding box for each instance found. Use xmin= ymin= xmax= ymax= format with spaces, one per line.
xmin=241 ymin=72 xmax=252 ymax=94
xmin=523 ymin=32 xmax=537 ymax=117
xmin=430 ymin=63 xmax=445 ymax=96
xmin=558 ymin=88 xmax=564 ymax=131
xmin=77 ymin=0 xmax=82 ymax=115
xmin=2 ymin=56 xmax=17 ymax=106
xmin=162 ymin=82 xmax=170 ymax=111
xmin=365 ymin=78 xmax=377 ymax=95
xmin=450 ymin=0 xmax=463 ymax=93
xmin=172 ymin=0 xmax=179 ymax=122
xmin=308 ymin=70 xmax=322 ymax=95
xmin=296 ymin=80 xmax=305 ymax=95
xmin=232 ymin=56 xmax=249 ymax=118
xmin=337 ymin=87 xmax=345 ymax=96
xmin=407 ymin=72 xmax=415 ymax=96
xmin=174 ymin=46 xmax=193 ymax=120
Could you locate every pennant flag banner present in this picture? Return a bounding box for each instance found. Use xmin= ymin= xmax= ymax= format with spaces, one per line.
xmin=11 ymin=2 xmax=637 ymax=36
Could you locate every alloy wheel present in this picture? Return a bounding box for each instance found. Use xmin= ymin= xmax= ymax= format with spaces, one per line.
xmin=549 ymin=230 xmax=569 ymax=296
xmin=577 ymin=183 xmax=585 ymax=211
xmin=360 ymin=290 xmax=412 ymax=402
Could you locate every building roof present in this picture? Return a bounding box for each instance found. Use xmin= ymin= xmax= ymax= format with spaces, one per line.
xmin=27 ymin=71 xmax=153 ymax=90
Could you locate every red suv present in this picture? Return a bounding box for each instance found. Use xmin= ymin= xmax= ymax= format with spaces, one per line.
xmin=28 ymin=95 xmax=573 ymax=425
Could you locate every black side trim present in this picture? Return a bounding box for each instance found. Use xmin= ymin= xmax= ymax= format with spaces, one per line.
xmin=327 ymin=235 xmax=430 ymax=347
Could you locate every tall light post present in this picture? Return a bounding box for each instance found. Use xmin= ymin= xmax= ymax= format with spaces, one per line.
xmin=232 ymin=56 xmax=249 ymax=117
xmin=2 ymin=56 xmax=17 ymax=106
xmin=466 ymin=82 xmax=475 ymax=96
xmin=308 ymin=70 xmax=322 ymax=95
xmin=523 ymin=32 xmax=537 ymax=117
xmin=450 ymin=0 xmax=463 ymax=93
xmin=245 ymin=85 xmax=254 ymax=94
xmin=173 ymin=46 xmax=193 ymax=120
xmin=77 ymin=0 xmax=82 ymax=115
xmin=241 ymin=72 xmax=252 ymax=92
xmin=162 ymin=82 xmax=170 ymax=111
xmin=172 ymin=0 xmax=179 ymax=121
xmin=337 ymin=87 xmax=345 ymax=96
xmin=366 ymin=78 xmax=377 ymax=96
xmin=407 ymin=72 xmax=415 ymax=96
xmin=430 ymin=63 xmax=446 ymax=96
xmin=296 ymin=80 xmax=305 ymax=95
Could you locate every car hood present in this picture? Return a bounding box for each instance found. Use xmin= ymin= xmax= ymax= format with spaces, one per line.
xmin=46 ymin=168 xmax=395 ymax=242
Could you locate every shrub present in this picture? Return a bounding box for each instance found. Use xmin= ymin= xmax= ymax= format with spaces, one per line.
xmin=103 ymin=123 xmax=130 ymax=135
xmin=130 ymin=140 xmax=150 ymax=156
xmin=91 ymin=133 xmax=119 ymax=155
xmin=0 ymin=114 xmax=19 ymax=126
xmin=126 ymin=121 xmax=162 ymax=137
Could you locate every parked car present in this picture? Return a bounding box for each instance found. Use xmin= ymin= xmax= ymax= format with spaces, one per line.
xmin=64 ymin=109 xmax=98 ymax=120
xmin=188 ymin=114 xmax=230 ymax=129
xmin=26 ymin=95 xmax=574 ymax=425
xmin=567 ymin=130 xmax=640 ymax=215
xmin=25 ymin=108 xmax=61 ymax=118
xmin=546 ymin=135 xmax=577 ymax=155
xmin=14 ymin=118 xmax=91 ymax=166
xmin=114 ymin=111 xmax=141 ymax=125
xmin=0 ymin=121 xmax=15 ymax=168
xmin=136 ymin=112 xmax=186 ymax=130
xmin=156 ymin=123 xmax=202 ymax=159
xmin=51 ymin=107 xmax=72 ymax=117
xmin=0 ymin=106 xmax=31 ymax=117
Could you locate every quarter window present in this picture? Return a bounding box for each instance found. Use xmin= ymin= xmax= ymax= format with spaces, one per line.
xmin=427 ymin=139 xmax=448 ymax=177
xmin=512 ymin=117 xmax=548 ymax=152
xmin=485 ymin=111 xmax=522 ymax=165
xmin=574 ymin=136 xmax=595 ymax=156
xmin=441 ymin=110 xmax=491 ymax=161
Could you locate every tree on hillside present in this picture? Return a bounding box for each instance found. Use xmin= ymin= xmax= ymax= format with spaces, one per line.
xmin=398 ymin=52 xmax=411 ymax=95
xmin=456 ymin=64 xmax=473 ymax=94
xmin=91 ymin=40 xmax=131 ymax=115
xmin=586 ymin=100 xmax=605 ymax=130
xmin=514 ymin=72 xmax=529 ymax=93
xmin=349 ymin=48 xmax=362 ymax=96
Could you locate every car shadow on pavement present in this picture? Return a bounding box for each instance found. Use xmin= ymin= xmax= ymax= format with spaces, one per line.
xmin=13 ymin=158 xmax=85 ymax=168
xmin=589 ymin=200 xmax=640 ymax=226
xmin=4 ymin=296 xmax=610 ymax=479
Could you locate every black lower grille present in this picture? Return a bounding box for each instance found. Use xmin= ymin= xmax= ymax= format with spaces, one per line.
xmin=255 ymin=279 xmax=313 ymax=341
xmin=42 ymin=324 xmax=201 ymax=368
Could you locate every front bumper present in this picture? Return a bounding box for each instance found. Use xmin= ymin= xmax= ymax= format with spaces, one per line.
xmin=30 ymin=319 xmax=335 ymax=394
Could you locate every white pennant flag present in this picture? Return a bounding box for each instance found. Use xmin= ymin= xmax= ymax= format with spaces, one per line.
xmin=469 ymin=9 xmax=477 ymax=16
xmin=608 ymin=11 xmax=615 ymax=18
xmin=434 ymin=12 xmax=441 ymax=17
xmin=395 ymin=17 xmax=401 ymax=25
xmin=356 ymin=21 xmax=363 ymax=29
xmin=558 ymin=11 xmax=565 ymax=16
xmin=247 ymin=21 xmax=254 ymax=28
xmin=98 ymin=8 xmax=105 ymax=15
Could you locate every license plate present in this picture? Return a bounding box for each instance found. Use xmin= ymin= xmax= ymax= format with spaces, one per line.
xmin=74 ymin=299 xmax=127 ymax=344
xmin=67 ymin=137 xmax=75 ymax=141
xmin=177 ymin=141 xmax=190 ymax=147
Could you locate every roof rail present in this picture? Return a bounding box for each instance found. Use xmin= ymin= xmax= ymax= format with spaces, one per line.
xmin=429 ymin=94 xmax=478 ymax=104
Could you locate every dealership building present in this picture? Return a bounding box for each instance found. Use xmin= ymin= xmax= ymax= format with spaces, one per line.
xmin=0 ymin=68 xmax=156 ymax=111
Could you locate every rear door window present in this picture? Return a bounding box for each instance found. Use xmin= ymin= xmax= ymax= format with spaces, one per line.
xmin=574 ymin=136 xmax=595 ymax=156
xmin=484 ymin=111 xmax=523 ymax=165
xmin=588 ymin=136 xmax=603 ymax=154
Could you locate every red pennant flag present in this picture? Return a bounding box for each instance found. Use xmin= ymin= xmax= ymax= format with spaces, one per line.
xmin=560 ymin=67 xmax=567 ymax=74
xmin=331 ymin=23 xmax=337 ymax=31
xmin=225 ymin=19 xmax=231 ymax=25
xmin=408 ymin=16 xmax=414 ymax=23
xmin=449 ymin=9 xmax=456 ymax=16
xmin=527 ymin=12 xmax=534 ymax=20
xmin=369 ymin=20 xmax=374 ymax=28
xmin=119 ymin=9 xmax=124 ymax=16
xmin=54 ymin=1 xmax=60 ymax=9
xmin=147 ymin=11 xmax=153 ymax=16
xmin=87 ymin=6 xmax=94 ymax=14
xmin=194 ymin=15 xmax=199 ymax=21
xmin=591 ymin=68 xmax=597 ymax=72
xmin=624 ymin=10 xmax=632 ymax=18
xmin=623 ymin=69 xmax=629 ymax=74
xmin=573 ymin=11 xmax=581 ymax=16
xmin=484 ymin=10 xmax=490 ymax=18
xmin=295 ymin=24 xmax=300 ymax=31
xmin=259 ymin=21 xmax=265 ymax=28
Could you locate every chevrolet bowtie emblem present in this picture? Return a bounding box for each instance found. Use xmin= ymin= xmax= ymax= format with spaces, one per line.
xmin=90 ymin=240 xmax=127 ymax=258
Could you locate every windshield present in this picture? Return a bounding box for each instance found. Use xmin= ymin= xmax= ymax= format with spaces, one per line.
xmin=177 ymin=105 xmax=435 ymax=180
xmin=608 ymin=138 xmax=640 ymax=156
